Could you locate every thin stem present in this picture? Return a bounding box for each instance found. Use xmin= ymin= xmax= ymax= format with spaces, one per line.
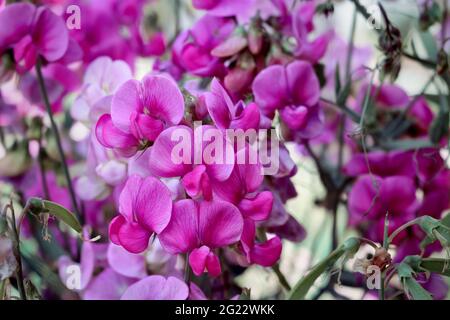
xmin=37 ymin=130 xmax=50 ymax=200
xmin=35 ymin=58 xmax=81 ymax=221
xmin=387 ymin=217 xmax=422 ymax=244
xmin=8 ymin=202 xmax=27 ymax=300
xmin=272 ymin=264 xmax=291 ymax=291
xmin=184 ymin=253 xmax=190 ymax=283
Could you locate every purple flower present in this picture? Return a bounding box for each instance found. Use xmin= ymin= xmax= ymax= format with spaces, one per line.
xmin=172 ymin=15 xmax=234 ymax=77
xmin=96 ymin=74 xmax=184 ymax=157
xmin=343 ymin=150 xmax=415 ymax=178
xmin=252 ymin=60 xmax=322 ymax=138
xmin=121 ymin=275 xmax=189 ymax=300
xmin=203 ymin=78 xmax=260 ymax=130
xmin=109 ymin=175 xmax=173 ymax=253
xmin=0 ymin=3 xmax=69 ymax=72
xmin=159 ymin=199 xmax=243 ymax=277
xmin=292 ymin=2 xmax=332 ymax=63
xmin=348 ymin=174 xmax=419 ymax=243
xmin=148 ymin=125 xmax=235 ymax=200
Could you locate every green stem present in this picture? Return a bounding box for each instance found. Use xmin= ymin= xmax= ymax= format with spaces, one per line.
xmin=184 ymin=253 xmax=190 ymax=283
xmin=387 ymin=217 xmax=422 ymax=244
xmin=9 ymin=203 xmax=27 ymax=300
xmin=272 ymin=264 xmax=291 ymax=291
xmin=35 ymin=58 xmax=81 ymax=221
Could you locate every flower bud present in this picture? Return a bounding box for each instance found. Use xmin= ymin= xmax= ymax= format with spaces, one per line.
xmin=248 ymin=16 xmax=265 ymax=55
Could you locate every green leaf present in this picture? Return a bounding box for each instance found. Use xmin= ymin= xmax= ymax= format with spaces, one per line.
xmin=420 ymin=214 xmax=450 ymax=249
xmin=28 ymin=198 xmax=82 ymax=234
xmin=403 ymin=277 xmax=433 ymax=300
xmin=288 ymin=237 xmax=360 ymax=300
xmin=337 ymin=80 xmax=352 ymax=107
xmin=429 ymin=110 xmax=449 ymax=144
xmin=420 ymin=258 xmax=450 ymax=277
xmin=397 ymin=261 xmax=416 ymax=279
xmin=0 ymin=279 xmax=7 ymax=300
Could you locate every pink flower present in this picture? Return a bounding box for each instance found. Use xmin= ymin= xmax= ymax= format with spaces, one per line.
xmin=96 ymin=74 xmax=184 ymax=157
xmin=211 ymin=148 xmax=281 ymax=266
xmin=159 ymin=199 xmax=243 ymax=277
xmin=203 ymin=78 xmax=260 ymax=131
xmin=121 ymin=275 xmax=189 ymax=300
xmin=0 ymin=3 xmax=69 ymax=72
xmin=252 ymin=60 xmax=322 ymax=138
xmin=148 ymin=125 xmax=235 ymax=200
xmin=348 ymin=175 xmax=419 ymax=243
xmin=72 ymin=56 xmax=132 ymax=124
xmin=292 ymin=2 xmax=332 ymax=63
xmin=84 ymin=268 xmax=136 ymax=300
xmin=109 ymin=175 xmax=173 ymax=253
xmin=192 ymin=0 xmax=279 ymax=24
xmin=172 ymin=15 xmax=234 ymax=77
xmin=343 ymin=151 xmax=415 ymax=178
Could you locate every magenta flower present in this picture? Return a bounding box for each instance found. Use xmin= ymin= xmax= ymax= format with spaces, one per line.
xmin=0 ymin=3 xmax=69 ymax=72
xmin=204 ymin=78 xmax=260 ymax=130
xmin=109 ymin=175 xmax=173 ymax=253
xmin=159 ymin=199 xmax=243 ymax=277
xmin=343 ymin=150 xmax=415 ymax=178
xmin=96 ymin=74 xmax=184 ymax=157
xmin=172 ymin=15 xmax=234 ymax=77
xmin=148 ymin=125 xmax=235 ymax=200
xmin=72 ymin=56 xmax=132 ymax=124
xmin=292 ymin=2 xmax=332 ymax=63
xmin=121 ymin=275 xmax=189 ymax=300
xmin=348 ymin=174 xmax=418 ymax=243
xmin=192 ymin=0 xmax=279 ymax=23
xmin=252 ymin=60 xmax=322 ymax=138
xmin=210 ymin=148 xmax=281 ymax=266
xmin=84 ymin=268 xmax=136 ymax=300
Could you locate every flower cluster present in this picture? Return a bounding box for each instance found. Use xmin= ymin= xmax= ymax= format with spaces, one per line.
xmin=0 ymin=0 xmax=449 ymax=301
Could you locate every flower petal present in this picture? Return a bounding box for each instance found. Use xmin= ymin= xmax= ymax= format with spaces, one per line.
xmin=158 ymin=199 xmax=199 ymax=254
xmin=118 ymin=221 xmax=151 ymax=254
xmin=141 ymin=74 xmax=184 ymax=125
xmin=107 ymin=243 xmax=147 ymax=279
xmin=134 ymin=176 xmax=173 ymax=234
xmin=121 ymin=275 xmax=189 ymax=300
xmin=199 ymin=200 xmax=243 ymax=248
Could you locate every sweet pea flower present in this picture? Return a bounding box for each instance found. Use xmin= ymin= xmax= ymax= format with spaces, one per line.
xmin=159 ymin=199 xmax=243 ymax=277
xmin=292 ymin=2 xmax=332 ymax=63
xmin=172 ymin=15 xmax=234 ymax=77
xmin=0 ymin=3 xmax=69 ymax=72
xmin=348 ymin=174 xmax=419 ymax=243
xmin=204 ymin=78 xmax=260 ymax=131
xmin=192 ymin=0 xmax=279 ymax=24
xmin=121 ymin=275 xmax=189 ymax=300
xmin=252 ymin=60 xmax=323 ymax=138
xmin=210 ymin=148 xmax=281 ymax=266
xmin=148 ymin=125 xmax=235 ymax=200
xmin=343 ymin=150 xmax=415 ymax=178
xmin=109 ymin=175 xmax=173 ymax=253
xmin=58 ymin=231 xmax=95 ymax=291
xmin=96 ymin=74 xmax=184 ymax=157
xmin=84 ymin=268 xmax=136 ymax=300
xmin=72 ymin=56 xmax=132 ymax=124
